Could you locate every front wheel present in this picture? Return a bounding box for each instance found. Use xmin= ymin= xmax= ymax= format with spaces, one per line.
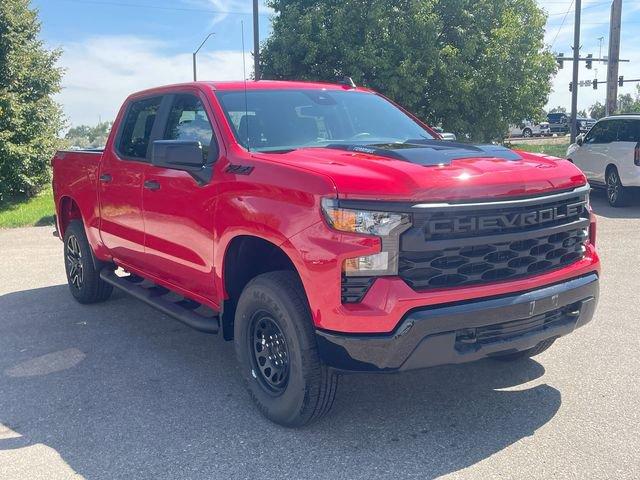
xmin=522 ymin=128 xmax=533 ymax=138
xmin=234 ymin=271 xmax=338 ymax=427
xmin=606 ymin=167 xmax=629 ymax=207
xmin=63 ymin=220 xmax=113 ymax=304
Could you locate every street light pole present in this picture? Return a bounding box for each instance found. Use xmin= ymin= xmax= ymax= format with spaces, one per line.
xmin=193 ymin=32 xmax=215 ymax=82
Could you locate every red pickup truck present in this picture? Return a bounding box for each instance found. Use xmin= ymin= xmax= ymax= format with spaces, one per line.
xmin=52 ymin=80 xmax=600 ymax=426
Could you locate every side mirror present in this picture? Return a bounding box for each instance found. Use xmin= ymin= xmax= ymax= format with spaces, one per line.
xmin=576 ymin=135 xmax=584 ymax=146
xmin=152 ymin=140 xmax=212 ymax=184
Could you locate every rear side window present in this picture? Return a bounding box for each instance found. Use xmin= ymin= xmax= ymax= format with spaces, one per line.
xmin=617 ymin=119 xmax=640 ymax=142
xmin=164 ymin=94 xmax=215 ymax=162
xmin=117 ymin=96 xmax=162 ymax=160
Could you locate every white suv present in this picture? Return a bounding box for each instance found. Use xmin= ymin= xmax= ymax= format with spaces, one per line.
xmin=567 ymin=115 xmax=640 ymax=207
xmin=509 ymin=121 xmax=551 ymax=138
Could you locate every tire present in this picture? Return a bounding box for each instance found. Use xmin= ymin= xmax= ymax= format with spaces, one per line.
xmin=63 ymin=220 xmax=113 ymax=304
xmin=491 ymin=338 xmax=556 ymax=362
xmin=522 ymin=128 xmax=533 ymax=138
xmin=606 ymin=167 xmax=630 ymax=207
xmin=234 ymin=271 xmax=338 ymax=427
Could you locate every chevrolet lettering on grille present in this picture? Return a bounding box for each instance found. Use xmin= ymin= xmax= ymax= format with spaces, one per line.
xmin=425 ymin=200 xmax=587 ymax=236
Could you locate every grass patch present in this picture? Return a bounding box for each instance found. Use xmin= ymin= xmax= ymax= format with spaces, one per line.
xmin=0 ymin=187 xmax=55 ymax=229
xmin=507 ymin=142 xmax=570 ymax=159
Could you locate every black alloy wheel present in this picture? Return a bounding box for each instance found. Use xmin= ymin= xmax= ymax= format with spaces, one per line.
xmin=66 ymin=234 xmax=84 ymax=290
xmin=63 ymin=220 xmax=113 ymax=304
xmin=249 ymin=312 xmax=290 ymax=394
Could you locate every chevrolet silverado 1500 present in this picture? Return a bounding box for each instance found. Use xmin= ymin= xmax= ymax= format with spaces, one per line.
xmin=52 ymin=80 xmax=600 ymax=426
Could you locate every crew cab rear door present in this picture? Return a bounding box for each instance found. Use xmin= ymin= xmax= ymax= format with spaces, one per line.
xmin=99 ymin=95 xmax=164 ymax=266
xmin=140 ymin=90 xmax=221 ymax=305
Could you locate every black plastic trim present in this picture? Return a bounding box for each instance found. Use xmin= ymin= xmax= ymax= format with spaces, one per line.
xmin=316 ymin=273 xmax=599 ymax=372
xmin=100 ymin=270 xmax=220 ymax=334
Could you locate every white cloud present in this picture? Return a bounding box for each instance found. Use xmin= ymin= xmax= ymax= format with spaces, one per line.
xmin=55 ymin=35 xmax=246 ymax=127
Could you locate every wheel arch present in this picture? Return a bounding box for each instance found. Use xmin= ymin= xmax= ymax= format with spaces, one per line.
xmin=220 ymin=234 xmax=305 ymax=341
xmin=58 ymin=196 xmax=83 ymax=237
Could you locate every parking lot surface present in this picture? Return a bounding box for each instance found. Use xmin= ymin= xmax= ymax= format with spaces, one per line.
xmin=0 ymin=191 xmax=639 ymax=480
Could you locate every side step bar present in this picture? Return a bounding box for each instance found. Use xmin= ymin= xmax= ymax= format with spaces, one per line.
xmin=100 ymin=269 xmax=220 ymax=334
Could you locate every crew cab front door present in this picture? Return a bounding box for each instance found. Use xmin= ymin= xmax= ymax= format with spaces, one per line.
xmin=573 ymin=121 xmax=614 ymax=184
xmin=140 ymin=91 xmax=220 ymax=305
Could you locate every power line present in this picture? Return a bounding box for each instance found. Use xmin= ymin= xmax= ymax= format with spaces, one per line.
xmin=550 ymin=0 xmax=574 ymax=49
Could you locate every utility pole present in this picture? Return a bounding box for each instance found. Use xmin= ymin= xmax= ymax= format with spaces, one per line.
xmin=606 ymin=0 xmax=622 ymax=116
xmin=570 ymin=0 xmax=581 ymax=143
xmin=193 ymin=32 xmax=215 ymax=82
xmin=253 ymin=0 xmax=260 ymax=80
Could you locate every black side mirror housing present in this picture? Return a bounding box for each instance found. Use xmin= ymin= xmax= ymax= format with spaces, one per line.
xmin=152 ymin=140 xmax=213 ymax=184
xmin=576 ymin=135 xmax=584 ymax=146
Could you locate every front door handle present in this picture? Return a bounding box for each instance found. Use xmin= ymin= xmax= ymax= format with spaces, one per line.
xmin=99 ymin=173 xmax=112 ymax=183
xmin=144 ymin=180 xmax=161 ymax=191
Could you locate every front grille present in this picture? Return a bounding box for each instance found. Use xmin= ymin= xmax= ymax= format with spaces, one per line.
xmin=455 ymin=302 xmax=582 ymax=352
xmin=399 ymin=188 xmax=590 ymax=291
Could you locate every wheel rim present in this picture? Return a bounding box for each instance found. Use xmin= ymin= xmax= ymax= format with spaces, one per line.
xmin=66 ymin=235 xmax=84 ymax=289
xmin=607 ymin=171 xmax=619 ymax=204
xmin=249 ymin=312 xmax=290 ymax=394
xmin=524 ymin=130 xmax=532 ymax=137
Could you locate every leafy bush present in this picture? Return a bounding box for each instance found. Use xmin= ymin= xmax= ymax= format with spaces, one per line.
xmin=0 ymin=0 xmax=64 ymax=202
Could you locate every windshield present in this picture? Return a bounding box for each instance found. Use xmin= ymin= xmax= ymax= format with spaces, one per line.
xmin=215 ymin=89 xmax=434 ymax=152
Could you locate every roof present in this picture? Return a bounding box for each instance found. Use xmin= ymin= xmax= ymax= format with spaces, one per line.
xmin=601 ymin=114 xmax=640 ymax=120
xmin=127 ymin=80 xmax=373 ymax=99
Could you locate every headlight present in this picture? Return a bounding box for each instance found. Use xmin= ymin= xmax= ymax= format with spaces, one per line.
xmin=321 ymin=199 xmax=409 ymax=236
xmin=321 ymin=198 xmax=411 ymax=276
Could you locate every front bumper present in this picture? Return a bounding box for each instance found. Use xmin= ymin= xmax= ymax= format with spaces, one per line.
xmin=316 ymin=273 xmax=599 ymax=372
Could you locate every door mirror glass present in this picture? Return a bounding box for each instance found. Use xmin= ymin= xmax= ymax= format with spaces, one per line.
xmin=576 ymin=135 xmax=584 ymax=146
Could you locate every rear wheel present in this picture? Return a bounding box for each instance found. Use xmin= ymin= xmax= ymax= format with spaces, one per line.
xmin=234 ymin=271 xmax=338 ymax=427
xmin=63 ymin=220 xmax=113 ymax=304
xmin=491 ymin=338 xmax=556 ymax=361
xmin=606 ymin=167 xmax=629 ymax=207
xmin=522 ymin=128 xmax=533 ymax=138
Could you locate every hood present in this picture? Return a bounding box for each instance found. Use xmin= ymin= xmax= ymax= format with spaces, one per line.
xmin=253 ymin=143 xmax=587 ymax=202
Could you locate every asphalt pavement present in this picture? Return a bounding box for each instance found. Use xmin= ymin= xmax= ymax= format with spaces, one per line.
xmin=0 ymin=190 xmax=639 ymax=479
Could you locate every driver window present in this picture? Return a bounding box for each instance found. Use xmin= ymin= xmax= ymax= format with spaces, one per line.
xmin=164 ymin=94 xmax=215 ymax=162
xmin=584 ymin=123 xmax=601 ymax=144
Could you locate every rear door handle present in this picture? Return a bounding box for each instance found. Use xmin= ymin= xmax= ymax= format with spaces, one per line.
xmin=144 ymin=180 xmax=161 ymax=191
xmin=99 ymin=173 xmax=112 ymax=183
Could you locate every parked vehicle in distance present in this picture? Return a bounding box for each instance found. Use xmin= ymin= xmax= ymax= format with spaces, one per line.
xmin=52 ymin=80 xmax=600 ymax=427
xmin=547 ymin=112 xmax=570 ymax=134
xmin=433 ymin=126 xmax=457 ymax=141
xmin=547 ymin=112 xmax=596 ymax=135
xmin=577 ymin=117 xmax=597 ymax=134
xmin=567 ymin=114 xmax=640 ymax=206
xmin=508 ymin=120 xmax=550 ymax=138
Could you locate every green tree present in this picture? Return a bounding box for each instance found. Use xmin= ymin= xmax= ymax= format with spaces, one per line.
xmin=0 ymin=0 xmax=63 ymax=201
xmin=65 ymin=121 xmax=113 ymax=149
xmin=260 ymin=0 xmax=556 ymax=142
xmin=548 ymin=106 xmax=567 ymax=114
xmin=589 ymin=102 xmax=606 ymax=119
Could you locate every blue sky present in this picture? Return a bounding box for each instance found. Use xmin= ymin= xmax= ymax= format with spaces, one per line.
xmin=32 ymin=0 xmax=640 ymax=126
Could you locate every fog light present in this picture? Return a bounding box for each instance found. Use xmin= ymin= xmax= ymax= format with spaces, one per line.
xmin=343 ymin=252 xmax=392 ymax=277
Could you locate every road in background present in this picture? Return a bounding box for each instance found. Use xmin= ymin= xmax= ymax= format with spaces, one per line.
xmin=0 ymin=191 xmax=639 ymax=480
